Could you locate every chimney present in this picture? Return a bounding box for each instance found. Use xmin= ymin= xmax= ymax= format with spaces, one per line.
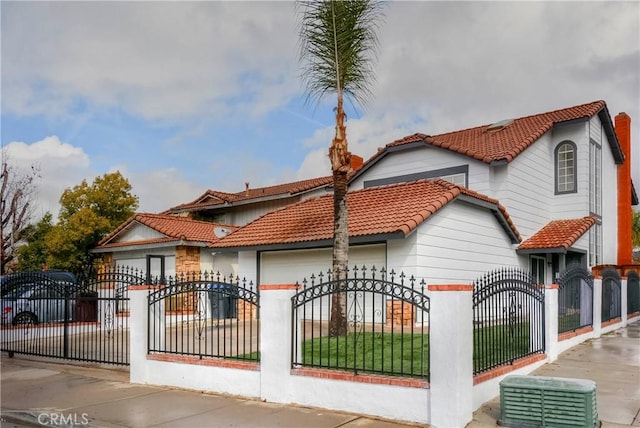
xmin=350 ymin=154 xmax=364 ymax=172
xmin=245 ymin=182 xmax=250 ymax=196
xmin=615 ymin=112 xmax=632 ymax=265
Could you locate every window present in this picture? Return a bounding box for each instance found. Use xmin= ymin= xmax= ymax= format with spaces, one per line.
xmin=589 ymin=223 xmax=602 ymax=266
xmin=589 ymin=140 xmax=601 ymax=216
xmin=555 ymin=141 xmax=577 ymax=194
xmin=531 ymin=256 xmax=546 ymax=284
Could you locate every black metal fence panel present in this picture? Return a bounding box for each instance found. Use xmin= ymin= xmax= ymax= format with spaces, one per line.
xmin=1 ymin=266 xmax=142 ymax=365
xmin=291 ymin=266 xmax=430 ymax=380
xmin=627 ymin=271 xmax=640 ymax=315
xmin=556 ymin=265 xmax=594 ymax=334
xmin=147 ymin=271 xmax=259 ymax=361
xmin=472 ymin=267 xmax=545 ymax=375
xmin=601 ymin=268 xmax=621 ymax=323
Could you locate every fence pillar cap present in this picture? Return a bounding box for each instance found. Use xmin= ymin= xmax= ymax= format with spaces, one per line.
xmin=428 ymin=284 xmax=473 ymax=292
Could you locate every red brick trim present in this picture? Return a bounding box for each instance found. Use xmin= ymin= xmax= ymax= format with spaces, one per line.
xmin=627 ymin=311 xmax=640 ymax=319
xmin=558 ymin=326 xmax=593 ymax=341
xmin=473 ymin=354 xmax=546 ymax=385
xmin=147 ymin=353 xmax=260 ymax=371
xmin=547 ymin=284 xmax=560 ymax=290
xmin=130 ymin=285 xmax=164 ymax=291
xmin=259 ymin=284 xmax=300 ymax=291
xmin=601 ymin=318 xmax=622 ymax=328
xmin=291 ymin=367 xmax=429 ymax=389
xmin=428 ymin=284 xmax=473 ymax=292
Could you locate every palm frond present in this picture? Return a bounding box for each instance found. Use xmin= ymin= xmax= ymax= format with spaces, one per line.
xmin=297 ymin=0 xmax=385 ymax=109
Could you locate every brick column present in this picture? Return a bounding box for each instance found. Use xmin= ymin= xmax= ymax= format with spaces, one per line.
xmin=428 ymin=284 xmax=474 ymax=428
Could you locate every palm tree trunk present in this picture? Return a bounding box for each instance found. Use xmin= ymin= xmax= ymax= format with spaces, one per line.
xmin=329 ymin=100 xmax=349 ymax=337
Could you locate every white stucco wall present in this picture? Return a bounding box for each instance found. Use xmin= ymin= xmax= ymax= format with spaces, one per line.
xmin=113 ymin=248 xmax=176 ymax=277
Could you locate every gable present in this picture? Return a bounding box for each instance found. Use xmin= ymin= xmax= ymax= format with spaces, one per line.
xmin=114 ymin=223 xmax=166 ymax=243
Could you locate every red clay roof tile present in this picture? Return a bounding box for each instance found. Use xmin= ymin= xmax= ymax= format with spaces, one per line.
xmin=518 ymin=216 xmax=598 ymax=251
xmin=214 ymin=179 xmax=519 ymax=249
xmin=96 ymin=213 xmax=238 ymax=249
xmin=375 ymin=100 xmax=606 ymax=165
xmin=169 ymin=176 xmax=333 ymax=212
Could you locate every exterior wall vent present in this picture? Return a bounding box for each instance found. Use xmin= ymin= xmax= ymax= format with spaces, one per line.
xmin=499 ymin=375 xmax=598 ymax=427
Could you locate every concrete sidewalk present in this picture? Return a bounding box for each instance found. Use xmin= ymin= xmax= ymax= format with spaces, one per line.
xmin=0 ymin=356 xmax=419 ymax=428
xmin=1 ymin=321 xmax=639 ymax=428
xmin=471 ymin=320 xmax=640 ymax=427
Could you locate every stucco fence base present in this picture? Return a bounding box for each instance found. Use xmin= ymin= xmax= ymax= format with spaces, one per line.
xmin=128 ymin=278 xmax=633 ymax=428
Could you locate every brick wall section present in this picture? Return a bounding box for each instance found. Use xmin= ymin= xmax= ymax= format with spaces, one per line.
xmin=386 ymin=300 xmax=415 ymax=326
xmin=174 ymin=246 xmax=201 ymax=312
xmin=238 ymin=300 xmax=257 ymax=320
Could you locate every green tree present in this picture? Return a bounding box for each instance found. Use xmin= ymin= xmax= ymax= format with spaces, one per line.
xmin=15 ymin=212 xmax=53 ymax=271
xmin=297 ymin=0 xmax=384 ymax=336
xmin=45 ymin=172 xmax=138 ymax=272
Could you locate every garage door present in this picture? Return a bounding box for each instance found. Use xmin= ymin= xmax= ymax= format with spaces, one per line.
xmin=260 ymin=244 xmax=386 ymax=323
xmin=259 ymin=244 xmax=386 ymax=285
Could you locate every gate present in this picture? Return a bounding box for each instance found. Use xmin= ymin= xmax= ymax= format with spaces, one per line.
xmin=601 ymin=268 xmax=621 ymax=322
xmin=147 ymin=271 xmax=259 ymax=361
xmin=1 ymin=266 xmax=144 ymax=365
xmin=627 ymin=271 xmax=640 ymax=315
xmin=556 ymin=265 xmax=593 ymax=333
xmin=473 ymin=267 xmax=545 ymax=375
xmin=291 ymin=266 xmax=430 ymax=379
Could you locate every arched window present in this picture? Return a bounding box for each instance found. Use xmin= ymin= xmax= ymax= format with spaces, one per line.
xmin=555 ymin=141 xmax=577 ymax=194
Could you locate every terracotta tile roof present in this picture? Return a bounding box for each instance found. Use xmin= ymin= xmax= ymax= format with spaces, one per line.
xmin=366 ymin=100 xmax=607 ymax=167
xmin=518 ymin=216 xmax=598 ymax=252
xmin=214 ymin=179 xmax=520 ymax=249
xmin=168 ymin=176 xmax=333 ymax=212
xmin=95 ymin=213 xmax=238 ymax=249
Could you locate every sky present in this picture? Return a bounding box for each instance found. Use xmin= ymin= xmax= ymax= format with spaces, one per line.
xmin=2 ymin=1 xmax=639 ymax=221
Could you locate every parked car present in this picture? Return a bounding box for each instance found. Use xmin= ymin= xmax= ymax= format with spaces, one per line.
xmin=2 ymin=283 xmax=77 ymax=326
xmin=1 ymin=271 xmax=77 ymax=297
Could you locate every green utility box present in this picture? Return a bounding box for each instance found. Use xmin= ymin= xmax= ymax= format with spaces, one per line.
xmin=499 ymin=375 xmax=598 ymax=428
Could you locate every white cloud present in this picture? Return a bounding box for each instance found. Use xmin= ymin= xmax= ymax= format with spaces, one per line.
xmin=3 ymin=136 xmax=91 ymax=220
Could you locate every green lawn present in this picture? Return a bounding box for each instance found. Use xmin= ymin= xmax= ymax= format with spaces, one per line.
xmin=473 ymin=322 xmax=532 ymax=371
xmin=301 ymin=331 xmax=429 ymax=377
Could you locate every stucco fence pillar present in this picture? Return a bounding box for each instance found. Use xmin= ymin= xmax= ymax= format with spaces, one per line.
xmin=544 ymin=284 xmax=559 ymax=362
xmin=428 ymin=284 xmax=474 ymax=428
xmin=258 ymin=284 xmax=299 ymax=403
xmin=129 ymin=285 xmax=164 ymax=384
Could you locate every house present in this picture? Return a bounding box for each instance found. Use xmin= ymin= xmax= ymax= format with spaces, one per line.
xmin=91 ymin=175 xmax=342 ymax=278
xmin=92 ymin=213 xmax=239 ymax=278
xmin=212 ymin=100 xmax=636 ymax=287
xmin=95 ymin=100 xmax=636 ymax=286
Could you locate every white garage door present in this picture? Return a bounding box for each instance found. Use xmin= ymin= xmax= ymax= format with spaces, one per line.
xmin=260 ymin=244 xmax=387 ymax=323
xmin=259 ymin=244 xmax=386 ymax=285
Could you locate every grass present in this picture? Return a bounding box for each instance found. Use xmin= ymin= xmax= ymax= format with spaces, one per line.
xmin=473 ymin=322 xmax=533 ymax=371
xmin=300 ymin=331 xmax=429 ymax=377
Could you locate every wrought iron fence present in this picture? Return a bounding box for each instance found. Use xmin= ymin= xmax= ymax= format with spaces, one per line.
xmin=601 ymin=268 xmax=621 ymax=323
xmin=147 ymin=271 xmax=259 ymax=361
xmin=1 ymin=266 xmax=142 ymax=365
xmin=556 ymin=265 xmax=593 ymax=334
xmin=472 ymin=267 xmax=545 ymax=375
xmin=291 ymin=266 xmax=430 ymax=380
xmin=627 ymin=271 xmax=640 ymax=315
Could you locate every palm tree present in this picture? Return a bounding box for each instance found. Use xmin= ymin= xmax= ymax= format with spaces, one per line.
xmin=297 ymin=0 xmax=385 ymax=336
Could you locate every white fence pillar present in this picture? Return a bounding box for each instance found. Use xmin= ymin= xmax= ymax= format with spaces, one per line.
xmin=593 ymin=278 xmax=602 ymax=337
xmin=129 ymin=285 xmax=163 ymax=384
xmin=621 ymin=278 xmax=628 ymax=326
xmin=428 ymin=284 xmax=474 ymax=428
xmin=544 ymin=284 xmax=559 ymax=362
xmin=259 ymin=284 xmax=299 ymax=404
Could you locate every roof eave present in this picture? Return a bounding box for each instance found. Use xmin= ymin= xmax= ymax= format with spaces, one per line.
xmin=212 ymin=232 xmax=405 ymax=253
xmin=597 ymin=105 xmax=625 ymax=164
xmin=91 ymin=239 xmax=211 ymax=254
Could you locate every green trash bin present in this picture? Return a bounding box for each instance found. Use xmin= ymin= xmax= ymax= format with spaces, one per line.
xmin=499 ymin=375 xmax=597 ymax=428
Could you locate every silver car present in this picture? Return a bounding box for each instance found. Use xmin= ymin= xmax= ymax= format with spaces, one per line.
xmin=2 ymin=284 xmax=76 ymax=326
